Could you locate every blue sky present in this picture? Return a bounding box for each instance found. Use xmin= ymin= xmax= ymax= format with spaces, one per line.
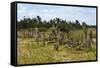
xmin=17 ymin=3 xmax=96 ymax=25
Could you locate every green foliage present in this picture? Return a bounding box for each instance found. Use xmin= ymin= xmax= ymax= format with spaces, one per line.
xmin=17 ymin=16 xmax=96 ymax=35
xmin=17 ymin=16 xmax=85 ymax=31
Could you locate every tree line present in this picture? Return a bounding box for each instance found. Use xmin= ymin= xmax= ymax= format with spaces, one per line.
xmin=17 ymin=16 xmax=96 ymax=32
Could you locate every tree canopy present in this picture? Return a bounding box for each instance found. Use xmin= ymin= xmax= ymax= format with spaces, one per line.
xmin=17 ymin=16 xmax=95 ymax=32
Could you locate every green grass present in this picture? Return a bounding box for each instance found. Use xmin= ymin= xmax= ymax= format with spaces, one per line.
xmin=17 ymin=37 xmax=96 ymax=65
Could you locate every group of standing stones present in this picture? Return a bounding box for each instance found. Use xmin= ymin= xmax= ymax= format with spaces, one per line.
xmin=34 ymin=22 xmax=93 ymax=51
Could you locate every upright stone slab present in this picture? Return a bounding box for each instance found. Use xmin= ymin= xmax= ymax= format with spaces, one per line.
xmin=35 ymin=28 xmax=39 ymax=44
xmin=82 ymin=22 xmax=87 ymax=47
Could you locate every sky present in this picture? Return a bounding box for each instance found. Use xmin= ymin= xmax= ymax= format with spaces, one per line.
xmin=17 ymin=3 xmax=96 ymax=25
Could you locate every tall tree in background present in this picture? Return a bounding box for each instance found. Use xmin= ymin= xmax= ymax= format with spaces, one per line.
xmin=36 ymin=16 xmax=43 ymax=28
xmin=75 ymin=20 xmax=82 ymax=29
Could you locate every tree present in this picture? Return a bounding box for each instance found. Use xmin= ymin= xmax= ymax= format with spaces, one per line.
xmin=37 ymin=16 xmax=41 ymax=23
xmin=75 ymin=20 xmax=82 ymax=29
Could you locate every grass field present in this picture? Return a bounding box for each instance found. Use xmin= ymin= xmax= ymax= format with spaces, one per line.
xmin=17 ymin=28 xmax=96 ymax=65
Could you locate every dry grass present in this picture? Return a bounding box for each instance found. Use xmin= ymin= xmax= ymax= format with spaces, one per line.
xmin=17 ymin=37 xmax=96 ymax=65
